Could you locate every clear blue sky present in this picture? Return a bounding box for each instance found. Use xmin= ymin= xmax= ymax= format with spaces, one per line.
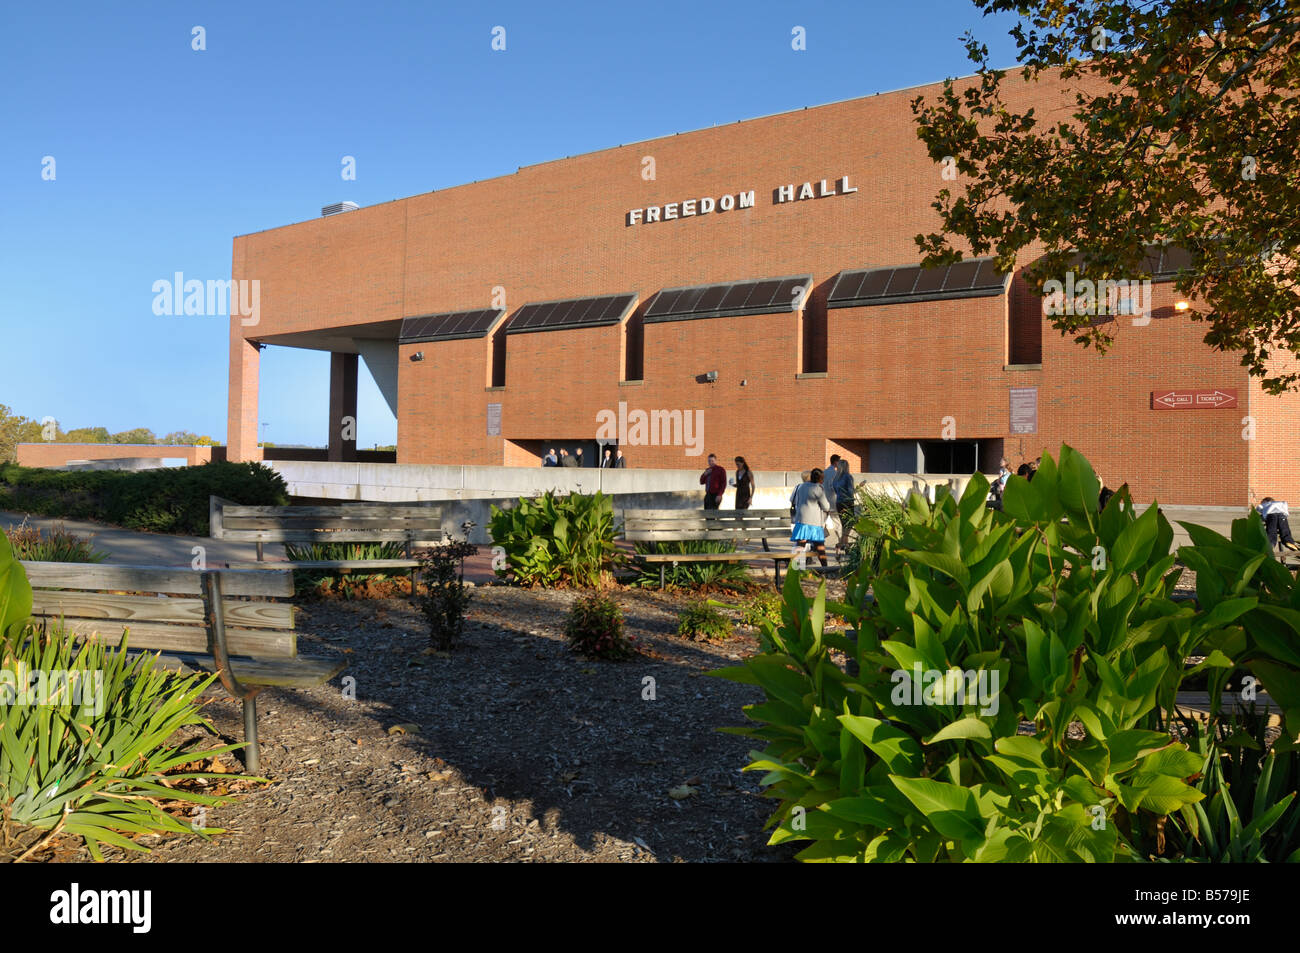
xmin=0 ymin=0 xmax=1019 ymax=448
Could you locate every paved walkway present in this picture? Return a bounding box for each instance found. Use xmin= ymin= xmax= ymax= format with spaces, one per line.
xmin=1 ymin=511 xmax=274 ymax=568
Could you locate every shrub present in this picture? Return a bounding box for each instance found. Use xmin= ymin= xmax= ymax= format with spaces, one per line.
xmin=632 ymin=539 xmax=751 ymax=590
xmin=0 ymin=460 xmax=288 ymax=536
xmin=840 ymin=485 xmax=906 ymax=575
xmin=737 ymin=589 xmax=783 ymax=630
xmin=489 ymin=491 xmax=623 ymax=588
xmin=5 ymin=521 xmax=107 ymax=563
xmin=564 ymin=592 xmax=636 ymax=660
xmin=716 ymin=446 xmax=1229 ymax=862
xmin=284 ymin=540 xmax=409 ymax=597
xmin=677 ymin=600 xmax=734 ymax=641
xmin=417 ymin=542 xmax=477 ymax=652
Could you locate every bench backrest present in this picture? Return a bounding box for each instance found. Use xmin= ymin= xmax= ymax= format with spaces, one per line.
xmin=621 ymin=508 xmax=792 ymax=543
xmin=22 ymin=561 xmax=297 ymax=659
xmin=210 ymin=497 xmax=445 ymax=546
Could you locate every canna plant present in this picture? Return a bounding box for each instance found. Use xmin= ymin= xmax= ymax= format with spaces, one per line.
xmin=489 ymin=490 xmax=624 ymax=588
xmin=715 ymin=446 xmax=1228 ymax=861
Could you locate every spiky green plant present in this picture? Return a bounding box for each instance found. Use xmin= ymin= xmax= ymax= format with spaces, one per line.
xmin=0 ymin=624 xmax=242 ymax=861
xmin=6 ymin=521 xmax=107 ymax=563
xmin=631 ymin=539 xmax=751 ymax=590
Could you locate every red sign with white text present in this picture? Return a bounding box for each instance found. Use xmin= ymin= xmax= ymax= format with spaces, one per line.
xmin=1151 ymin=389 xmax=1238 ymax=410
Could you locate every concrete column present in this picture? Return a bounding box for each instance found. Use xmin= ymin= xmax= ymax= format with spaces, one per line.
xmin=329 ymin=352 xmax=359 ymax=462
xmin=227 ymin=334 xmax=262 ymax=462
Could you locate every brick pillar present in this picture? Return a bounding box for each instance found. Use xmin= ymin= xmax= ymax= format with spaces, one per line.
xmin=227 ymin=334 xmax=262 ymax=462
xmin=329 ymin=352 xmax=359 ymax=462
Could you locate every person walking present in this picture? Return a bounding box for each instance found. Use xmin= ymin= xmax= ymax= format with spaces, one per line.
xmin=732 ymin=456 xmax=755 ymax=509
xmin=542 ymin=448 xmax=558 ymax=467
xmin=700 ymin=454 xmax=727 ymax=509
xmin=833 ymin=459 xmax=855 ymax=522
xmin=790 ymin=468 xmax=833 ymax=568
xmin=560 ymin=449 xmax=578 ymax=468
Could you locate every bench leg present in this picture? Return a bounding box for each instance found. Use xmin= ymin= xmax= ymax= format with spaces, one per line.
xmin=659 ymin=564 xmax=666 ymax=589
xmin=243 ymin=695 xmax=261 ymax=775
xmin=774 ymin=559 xmax=782 ymax=588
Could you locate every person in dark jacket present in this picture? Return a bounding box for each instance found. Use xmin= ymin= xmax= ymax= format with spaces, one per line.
xmin=734 ymin=456 xmax=769 ymax=551
xmin=601 ymin=447 xmax=614 ymax=468
xmin=560 ymin=449 xmax=578 ymax=468
xmin=700 ymin=454 xmax=727 ymax=509
xmin=733 ymin=456 xmax=755 ymax=509
xmin=613 ymin=450 xmax=627 ymax=468
xmin=574 ymin=447 xmax=586 ymax=468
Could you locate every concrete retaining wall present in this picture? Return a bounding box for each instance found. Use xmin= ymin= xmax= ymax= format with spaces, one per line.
xmin=269 ymin=461 xmax=974 ymax=543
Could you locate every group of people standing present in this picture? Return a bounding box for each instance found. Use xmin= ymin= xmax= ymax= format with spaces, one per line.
xmin=697 ymin=453 xmax=857 ymax=569
xmin=541 ymin=447 xmax=626 ymax=468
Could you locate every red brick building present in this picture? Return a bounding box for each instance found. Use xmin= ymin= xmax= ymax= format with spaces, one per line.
xmin=226 ymin=71 xmax=1297 ymax=506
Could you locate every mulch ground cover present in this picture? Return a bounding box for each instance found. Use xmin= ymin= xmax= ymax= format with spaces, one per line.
xmin=20 ymin=576 xmax=828 ymax=863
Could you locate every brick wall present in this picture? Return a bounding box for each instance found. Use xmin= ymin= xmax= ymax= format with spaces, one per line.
xmin=15 ymin=444 xmax=216 ymax=468
xmin=227 ymin=67 xmax=1299 ymax=505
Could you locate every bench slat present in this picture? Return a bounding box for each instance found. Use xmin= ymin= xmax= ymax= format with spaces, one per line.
xmin=224 ymin=559 xmax=421 ymax=571
xmin=21 ymin=562 xmax=294 ymax=597
xmin=622 ymin=525 xmax=791 ymax=532
xmin=625 ymin=530 xmax=791 ymax=542
xmin=217 ymin=529 xmax=442 ymax=543
xmin=620 ymin=508 xmax=791 ymax=519
xmin=31 ymin=591 xmax=293 ymax=630
xmin=49 ymin=619 xmax=296 ymax=658
xmin=222 ymin=516 xmax=444 ymax=531
xmin=223 ymin=504 xmax=442 ymax=518
xmin=155 ymin=653 xmax=346 ymax=689
xmin=637 ymin=552 xmax=796 ymax=563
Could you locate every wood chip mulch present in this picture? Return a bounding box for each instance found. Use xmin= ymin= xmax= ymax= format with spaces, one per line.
xmin=23 ymin=581 xmax=806 ymax=863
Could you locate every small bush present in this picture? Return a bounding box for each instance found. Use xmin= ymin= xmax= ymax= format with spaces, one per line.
xmin=417 ymin=542 xmax=477 ymax=652
xmin=0 ymin=460 xmax=288 ymax=536
xmin=632 ymin=539 xmax=751 ymax=590
xmin=564 ymin=593 xmax=636 ymax=660
xmin=677 ymin=600 xmax=734 ymax=642
xmin=5 ymin=521 xmax=106 ymax=562
xmin=737 ymin=589 xmax=783 ymax=629
xmin=489 ymin=491 xmax=623 ymax=588
xmin=840 ymin=485 xmax=907 ymax=575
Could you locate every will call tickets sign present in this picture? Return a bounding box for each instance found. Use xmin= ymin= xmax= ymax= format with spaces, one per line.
xmin=1151 ymin=389 xmax=1238 ymax=410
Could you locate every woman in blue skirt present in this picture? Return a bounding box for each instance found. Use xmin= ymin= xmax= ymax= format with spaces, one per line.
xmin=790 ymin=467 xmax=833 ymax=568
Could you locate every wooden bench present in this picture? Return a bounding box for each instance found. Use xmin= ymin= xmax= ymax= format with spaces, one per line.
xmin=210 ymin=497 xmax=445 ymax=580
xmin=621 ymin=508 xmax=806 ymax=588
xmin=23 ymin=560 xmax=345 ymax=774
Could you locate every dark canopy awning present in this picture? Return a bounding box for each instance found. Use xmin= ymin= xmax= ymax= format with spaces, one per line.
xmin=643 ymin=275 xmax=811 ymax=324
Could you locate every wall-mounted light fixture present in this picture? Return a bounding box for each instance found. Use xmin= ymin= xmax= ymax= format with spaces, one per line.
xmin=1174 ymin=300 xmax=1190 ymax=312
xmin=704 ymin=370 xmax=718 ymax=382
xmin=410 ymin=351 xmax=425 ymax=362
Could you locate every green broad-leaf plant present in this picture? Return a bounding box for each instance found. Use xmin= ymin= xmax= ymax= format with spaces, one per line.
xmin=715 ymin=445 xmax=1224 ymax=862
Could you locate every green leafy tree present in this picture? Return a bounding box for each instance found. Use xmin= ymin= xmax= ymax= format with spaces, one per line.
xmin=62 ymin=426 xmax=109 ymax=444
xmin=912 ymin=1 xmax=1300 ymax=391
xmin=110 ymin=428 xmax=156 ymax=445
xmin=0 ymin=406 xmax=44 ymax=463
